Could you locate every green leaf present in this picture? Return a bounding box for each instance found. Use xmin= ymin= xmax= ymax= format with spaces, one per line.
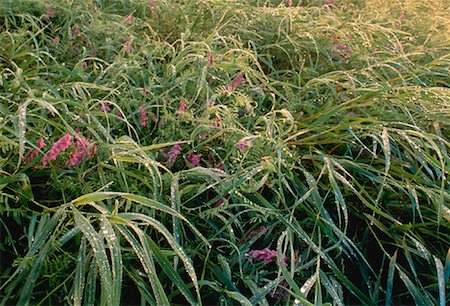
xmin=385 ymin=251 xmax=397 ymax=306
xmin=73 ymin=208 xmax=113 ymax=305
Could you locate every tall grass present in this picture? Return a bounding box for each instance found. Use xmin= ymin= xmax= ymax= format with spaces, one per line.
xmin=1 ymin=0 xmax=449 ymax=305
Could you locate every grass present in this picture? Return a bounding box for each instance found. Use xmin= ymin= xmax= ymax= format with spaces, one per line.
xmin=0 ymin=0 xmax=449 ymax=305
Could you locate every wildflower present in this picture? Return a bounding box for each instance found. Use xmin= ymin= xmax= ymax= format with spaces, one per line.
xmin=248 ymin=248 xmax=277 ymax=264
xmin=150 ymin=112 xmax=158 ymax=124
xmin=178 ymin=100 xmax=187 ymax=117
xmin=52 ymin=36 xmax=60 ymax=45
xmin=37 ymin=137 xmax=45 ymax=149
xmin=47 ymin=9 xmax=56 ymax=17
xmin=227 ymin=73 xmax=245 ymax=91
xmin=67 ymin=137 xmax=96 ymax=167
xmin=24 ymin=136 xmax=45 ymax=164
xmin=124 ymin=40 xmax=132 ymax=54
xmin=81 ymin=61 xmax=88 ymax=69
xmin=42 ymin=133 xmax=72 ymax=166
xmin=168 ymin=144 xmax=182 ymax=165
xmin=140 ymin=105 xmax=148 ymax=127
xmin=214 ymin=198 xmax=225 ymax=207
xmin=215 ymin=114 xmax=222 ymax=129
xmin=286 ymin=0 xmax=292 ymax=6
xmin=187 ymin=152 xmax=202 ymax=167
xmin=141 ymin=87 xmax=147 ymax=96
xmin=236 ymin=139 xmax=251 ymax=152
xmin=100 ymin=102 xmax=111 ymax=112
xmin=116 ymin=110 xmax=123 ymax=122
xmin=72 ymin=25 xmax=81 ymax=39
xmin=123 ymin=14 xmax=133 ymax=25
xmin=208 ymin=52 xmax=214 ymax=66
xmin=323 ymin=0 xmax=334 ymax=5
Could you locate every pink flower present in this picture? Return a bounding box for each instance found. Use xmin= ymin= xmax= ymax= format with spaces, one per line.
xmin=100 ymin=102 xmax=111 ymax=112
xmin=141 ymin=87 xmax=147 ymax=96
xmin=208 ymin=52 xmax=214 ymax=66
xmin=214 ymin=198 xmax=225 ymax=207
xmin=37 ymin=137 xmax=46 ymax=149
xmin=150 ymin=112 xmax=158 ymax=124
xmin=124 ymin=40 xmax=132 ymax=54
xmin=47 ymin=9 xmax=56 ymax=16
xmin=178 ymin=101 xmax=187 ymax=117
xmin=52 ymin=36 xmax=60 ymax=45
xmin=324 ymin=0 xmax=334 ymax=4
xmin=248 ymin=248 xmax=277 ymax=264
xmin=227 ymin=73 xmax=245 ymax=91
xmin=187 ymin=152 xmax=202 ymax=167
xmin=72 ymin=25 xmax=81 ymax=39
xmin=215 ymin=114 xmax=222 ymax=129
xmin=123 ymin=15 xmax=133 ymax=25
xmin=81 ymin=61 xmax=88 ymax=69
xmin=287 ymin=0 xmax=292 ymax=6
xmin=116 ymin=110 xmax=123 ymax=122
xmin=67 ymin=137 xmax=96 ymax=167
xmin=140 ymin=105 xmax=148 ymax=127
xmin=236 ymin=140 xmax=251 ymax=152
xmin=168 ymin=144 xmax=182 ymax=165
xmin=42 ymin=133 xmax=72 ymax=166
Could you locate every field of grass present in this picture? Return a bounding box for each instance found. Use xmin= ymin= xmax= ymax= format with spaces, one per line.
xmin=1 ymin=0 xmax=449 ymax=305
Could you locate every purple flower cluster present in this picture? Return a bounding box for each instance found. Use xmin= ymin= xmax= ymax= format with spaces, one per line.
xmin=187 ymin=152 xmax=202 ymax=167
xmin=248 ymin=248 xmax=277 ymax=264
xmin=42 ymin=134 xmax=72 ymax=166
xmin=168 ymin=144 xmax=182 ymax=165
xmin=227 ymin=74 xmax=245 ymax=91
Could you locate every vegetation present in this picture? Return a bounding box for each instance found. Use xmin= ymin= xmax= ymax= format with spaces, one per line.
xmin=1 ymin=0 xmax=449 ymax=304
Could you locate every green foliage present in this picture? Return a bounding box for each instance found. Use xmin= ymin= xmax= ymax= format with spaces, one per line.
xmin=1 ymin=0 xmax=449 ymax=305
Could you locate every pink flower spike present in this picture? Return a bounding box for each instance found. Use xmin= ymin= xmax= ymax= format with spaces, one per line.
xmin=324 ymin=0 xmax=334 ymax=5
xmin=227 ymin=73 xmax=245 ymax=91
xmin=123 ymin=14 xmax=133 ymax=25
xmin=56 ymin=133 xmax=72 ymax=151
xmin=37 ymin=137 xmax=46 ymax=149
xmin=168 ymin=144 xmax=182 ymax=165
xmin=178 ymin=100 xmax=187 ymax=117
xmin=287 ymin=0 xmax=292 ymax=6
xmin=47 ymin=9 xmax=56 ymax=16
xmin=187 ymin=152 xmax=202 ymax=167
xmin=67 ymin=148 xmax=86 ymax=167
xmin=81 ymin=61 xmax=88 ymax=69
xmin=52 ymin=36 xmax=60 ymax=45
xmin=140 ymin=105 xmax=148 ymax=127
xmin=236 ymin=140 xmax=251 ymax=152
xmin=208 ymin=52 xmax=214 ymax=66
xmin=42 ymin=133 xmax=72 ymax=166
xmin=124 ymin=40 xmax=132 ymax=54
xmin=100 ymin=102 xmax=111 ymax=112
xmin=248 ymin=248 xmax=277 ymax=264
xmin=72 ymin=25 xmax=80 ymax=39
xmin=116 ymin=110 xmax=123 ymax=122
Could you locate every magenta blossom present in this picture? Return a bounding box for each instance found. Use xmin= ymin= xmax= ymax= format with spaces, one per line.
xmin=187 ymin=152 xmax=202 ymax=167
xmin=140 ymin=105 xmax=148 ymax=127
xmin=100 ymin=102 xmax=111 ymax=112
xmin=42 ymin=133 xmax=72 ymax=166
xmin=168 ymin=144 xmax=182 ymax=165
xmin=67 ymin=137 xmax=97 ymax=167
xmin=236 ymin=140 xmax=251 ymax=152
xmin=123 ymin=15 xmax=133 ymax=25
xmin=227 ymin=73 xmax=245 ymax=91
xmin=248 ymin=248 xmax=277 ymax=264
xmin=178 ymin=100 xmax=187 ymax=117
xmin=124 ymin=40 xmax=132 ymax=54
xmin=286 ymin=0 xmax=292 ymax=6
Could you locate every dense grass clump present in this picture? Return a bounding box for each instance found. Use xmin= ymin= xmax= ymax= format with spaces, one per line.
xmin=1 ymin=0 xmax=449 ymax=305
